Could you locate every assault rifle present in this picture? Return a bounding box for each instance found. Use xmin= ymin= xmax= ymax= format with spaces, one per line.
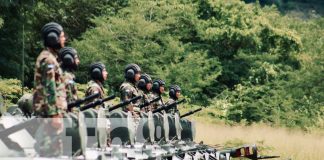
xmin=80 ymin=95 xmax=116 ymax=111
xmin=180 ymin=108 xmax=202 ymax=118
xmin=67 ymin=93 xmax=100 ymax=110
xmin=152 ymin=99 xmax=185 ymax=113
xmin=139 ymin=96 xmax=161 ymax=109
xmin=108 ymin=95 xmax=142 ymax=112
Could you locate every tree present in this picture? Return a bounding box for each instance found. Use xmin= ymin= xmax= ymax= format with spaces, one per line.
xmin=72 ymin=0 xmax=221 ymax=103
xmin=0 ymin=0 xmax=126 ymax=87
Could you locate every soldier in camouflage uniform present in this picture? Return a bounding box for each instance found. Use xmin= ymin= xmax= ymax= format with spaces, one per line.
xmin=85 ymin=62 xmax=108 ymax=108
xmin=32 ymin=22 xmax=67 ymax=157
xmin=151 ymin=79 xmax=166 ymax=111
xmin=119 ymin=63 xmax=142 ymax=112
xmin=137 ymin=73 xmax=153 ymax=112
xmin=59 ymin=47 xmax=80 ymax=112
xmin=119 ymin=64 xmax=142 ymax=134
xmin=166 ymin=85 xmax=181 ymax=114
xmin=33 ymin=22 xmax=67 ymax=117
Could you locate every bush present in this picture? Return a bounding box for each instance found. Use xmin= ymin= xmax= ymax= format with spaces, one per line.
xmin=0 ymin=78 xmax=24 ymax=107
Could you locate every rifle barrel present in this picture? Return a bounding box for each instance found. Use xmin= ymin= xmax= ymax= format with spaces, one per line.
xmin=80 ymin=95 xmax=116 ymax=111
xmin=180 ymin=108 xmax=202 ymax=118
xmin=109 ymin=95 xmax=142 ymax=112
xmin=139 ymin=96 xmax=161 ymax=109
xmin=67 ymin=93 xmax=100 ymax=109
xmin=152 ymin=99 xmax=185 ymax=113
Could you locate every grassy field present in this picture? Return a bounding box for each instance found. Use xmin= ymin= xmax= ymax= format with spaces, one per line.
xmin=194 ymin=121 xmax=324 ymax=160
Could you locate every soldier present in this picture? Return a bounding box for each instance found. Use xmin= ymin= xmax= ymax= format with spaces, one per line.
xmin=151 ymin=79 xmax=166 ymax=111
xmin=137 ymin=73 xmax=153 ymax=112
xmin=32 ymin=22 xmax=66 ymax=157
xmin=59 ymin=47 xmax=79 ymax=102
xmin=119 ymin=63 xmax=142 ymax=112
xmin=33 ymin=22 xmax=67 ymax=117
xmin=85 ymin=62 xmax=108 ymax=107
xmin=59 ymin=47 xmax=80 ymax=112
xmin=166 ymin=85 xmax=181 ymax=114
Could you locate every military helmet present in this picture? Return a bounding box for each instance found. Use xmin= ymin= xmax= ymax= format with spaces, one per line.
xmin=124 ymin=63 xmax=141 ymax=82
xmin=137 ymin=73 xmax=152 ymax=91
xmin=89 ymin=62 xmax=106 ymax=82
xmin=59 ymin=47 xmax=78 ymax=71
xmin=41 ymin=22 xmax=63 ymax=49
xmin=169 ymin=85 xmax=181 ymax=99
xmin=152 ymin=79 xmax=165 ymax=94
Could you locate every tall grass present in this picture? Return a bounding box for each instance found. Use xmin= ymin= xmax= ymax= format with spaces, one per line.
xmin=195 ymin=122 xmax=324 ymax=160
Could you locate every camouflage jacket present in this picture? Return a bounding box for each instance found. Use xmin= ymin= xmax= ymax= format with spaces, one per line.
xmin=150 ymin=93 xmax=164 ymax=111
xmin=85 ymin=80 xmax=105 ymax=107
xmin=119 ymin=81 xmax=141 ymax=112
xmin=62 ymin=71 xmax=78 ymax=104
xmin=139 ymin=90 xmax=154 ymax=112
xmin=165 ymin=98 xmax=179 ymax=114
xmin=33 ymin=49 xmax=67 ymax=117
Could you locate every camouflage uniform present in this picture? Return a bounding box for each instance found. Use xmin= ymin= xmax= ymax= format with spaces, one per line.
xmin=119 ymin=81 xmax=141 ymax=112
xmin=150 ymin=92 xmax=164 ymax=111
xmin=140 ymin=91 xmax=155 ymax=112
xmin=32 ymin=49 xmax=66 ymax=157
xmin=85 ymin=80 xmax=105 ymax=108
xmin=62 ymin=71 xmax=78 ymax=103
xmin=166 ymin=98 xmax=179 ymax=114
xmin=62 ymin=71 xmax=78 ymax=112
xmin=33 ymin=49 xmax=67 ymax=117
xmin=120 ymin=81 xmax=141 ymax=135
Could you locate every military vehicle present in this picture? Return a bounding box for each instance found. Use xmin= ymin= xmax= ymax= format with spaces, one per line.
xmin=0 ymin=94 xmax=279 ymax=160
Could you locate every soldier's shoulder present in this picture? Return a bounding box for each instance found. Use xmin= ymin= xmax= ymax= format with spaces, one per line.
xmin=167 ymin=98 xmax=175 ymax=103
xmin=63 ymin=71 xmax=75 ymax=79
xmin=37 ymin=50 xmax=55 ymax=59
xmin=120 ymin=82 xmax=135 ymax=90
xmin=87 ymin=80 xmax=100 ymax=88
xmin=151 ymin=93 xmax=159 ymax=98
xmin=36 ymin=50 xmax=59 ymax=65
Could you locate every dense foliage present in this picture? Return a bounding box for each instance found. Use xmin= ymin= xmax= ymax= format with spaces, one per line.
xmin=0 ymin=0 xmax=323 ymax=129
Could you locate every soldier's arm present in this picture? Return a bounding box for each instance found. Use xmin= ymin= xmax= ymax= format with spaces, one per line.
xmin=67 ymin=79 xmax=78 ymax=101
xmin=88 ymin=86 xmax=102 ymax=100
xmin=41 ymin=58 xmax=57 ymax=106
xmin=120 ymin=89 xmax=134 ymax=111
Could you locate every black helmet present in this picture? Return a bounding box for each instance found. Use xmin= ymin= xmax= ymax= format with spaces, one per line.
xmin=59 ymin=47 xmax=78 ymax=71
xmin=169 ymin=85 xmax=181 ymax=100
xmin=124 ymin=63 xmax=141 ymax=82
xmin=89 ymin=62 xmax=106 ymax=82
xmin=41 ymin=22 xmax=63 ymax=49
xmin=137 ymin=73 xmax=152 ymax=91
xmin=152 ymin=79 xmax=165 ymax=94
